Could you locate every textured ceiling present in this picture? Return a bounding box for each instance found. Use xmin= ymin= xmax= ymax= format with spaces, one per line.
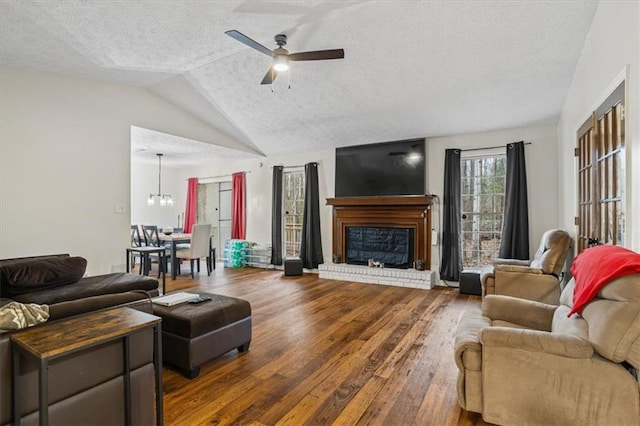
xmin=131 ymin=126 xmax=259 ymax=167
xmin=1 ymin=1 xmax=599 ymax=162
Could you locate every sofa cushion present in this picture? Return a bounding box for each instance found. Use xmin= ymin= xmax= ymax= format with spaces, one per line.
xmin=47 ymin=291 xmax=155 ymax=321
xmin=10 ymin=273 xmax=159 ymax=305
xmin=0 ymin=256 xmax=87 ymax=297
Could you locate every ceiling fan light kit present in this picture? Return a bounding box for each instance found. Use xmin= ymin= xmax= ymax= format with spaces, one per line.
xmin=273 ymin=54 xmax=289 ymax=72
xmin=225 ymin=30 xmax=344 ymax=86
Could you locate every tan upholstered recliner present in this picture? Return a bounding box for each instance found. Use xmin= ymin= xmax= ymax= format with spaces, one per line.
xmin=481 ymin=229 xmax=571 ymax=305
xmin=455 ymin=274 xmax=640 ymax=425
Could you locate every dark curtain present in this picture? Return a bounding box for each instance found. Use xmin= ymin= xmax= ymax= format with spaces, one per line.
xmin=440 ymin=149 xmax=462 ymax=281
xmin=271 ymin=166 xmax=284 ymax=265
xmin=299 ymin=162 xmax=324 ymax=268
xmin=499 ymin=141 xmax=530 ymax=259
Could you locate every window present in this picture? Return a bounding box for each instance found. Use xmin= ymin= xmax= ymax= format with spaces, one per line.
xmin=576 ymin=81 xmax=625 ymax=252
xmin=283 ymin=170 xmax=305 ymax=258
xmin=461 ymin=155 xmax=506 ymax=268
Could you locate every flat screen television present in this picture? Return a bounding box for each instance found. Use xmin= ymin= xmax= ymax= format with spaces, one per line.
xmin=335 ymin=138 xmax=426 ymax=197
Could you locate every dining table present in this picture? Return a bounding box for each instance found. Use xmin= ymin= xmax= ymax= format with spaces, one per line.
xmin=158 ymin=232 xmax=216 ymax=280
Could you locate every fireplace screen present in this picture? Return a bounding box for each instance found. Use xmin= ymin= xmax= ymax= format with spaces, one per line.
xmin=345 ymin=227 xmax=414 ymax=269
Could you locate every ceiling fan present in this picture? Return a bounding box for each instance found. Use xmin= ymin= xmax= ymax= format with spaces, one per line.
xmin=225 ymin=30 xmax=344 ymax=85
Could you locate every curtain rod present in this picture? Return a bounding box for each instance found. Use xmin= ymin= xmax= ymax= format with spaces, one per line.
xmin=461 ymin=141 xmax=531 ymax=152
xmin=270 ymin=164 xmax=310 ymax=169
xmin=187 ymin=171 xmax=251 ymax=181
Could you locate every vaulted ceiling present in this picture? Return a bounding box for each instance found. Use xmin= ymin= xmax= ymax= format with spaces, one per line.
xmin=1 ymin=1 xmax=599 ymax=165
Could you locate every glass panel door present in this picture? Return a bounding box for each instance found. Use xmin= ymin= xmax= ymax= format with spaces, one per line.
xmin=575 ymin=81 xmax=625 ymax=253
xmin=218 ymin=181 xmax=232 ymax=258
xmin=283 ymin=170 xmax=305 ymax=258
xmin=461 ymin=155 xmax=506 ymax=268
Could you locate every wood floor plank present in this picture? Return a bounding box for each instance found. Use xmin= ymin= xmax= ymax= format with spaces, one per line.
xmin=158 ymin=266 xmax=491 ymax=425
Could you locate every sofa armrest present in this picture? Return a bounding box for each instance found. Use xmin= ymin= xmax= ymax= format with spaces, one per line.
xmin=481 ymin=295 xmax=555 ymax=331
xmin=493 ymin=258 xmax=531 ymax=267
xmin=494 ymin=265 xmax=543 ymax=274
xmin=454 ymin=306 xmax=491 ymax=371
xmin=479 ymin=327 xmax=593 ymax=359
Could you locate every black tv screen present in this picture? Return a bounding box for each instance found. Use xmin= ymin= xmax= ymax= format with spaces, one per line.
xmin=335 ymin=139 xmax=426 ymax=197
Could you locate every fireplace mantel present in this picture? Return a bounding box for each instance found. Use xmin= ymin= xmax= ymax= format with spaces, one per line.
xmin=326 ymin=195 xmax=434 ymax=266
xmin=326 ymin=195 xmax=433 ymax=207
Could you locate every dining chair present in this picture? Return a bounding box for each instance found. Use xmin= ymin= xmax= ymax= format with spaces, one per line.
xmin=141 ymin=225 xmax=169 ymax=277
xmin=130 ymin=225 xmax=144 ymax=274
xmin=174 ymin=224 xmax=212 ymax=278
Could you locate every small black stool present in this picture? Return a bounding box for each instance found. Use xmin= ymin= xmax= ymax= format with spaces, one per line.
xmin=459 ymin=269 xmax=482 ymax=295
xmin=284 ymin=258 xmax=303 ymax=276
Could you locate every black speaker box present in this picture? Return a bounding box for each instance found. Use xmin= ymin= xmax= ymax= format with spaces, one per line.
xmin=284 ymin=258 xmax=303 ymax=276
xmin=459 ymin=270 xmax=482 ymax=295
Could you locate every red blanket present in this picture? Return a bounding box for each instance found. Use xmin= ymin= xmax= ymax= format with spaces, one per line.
xmin=568 ymin=245 xmax=640 ymax=316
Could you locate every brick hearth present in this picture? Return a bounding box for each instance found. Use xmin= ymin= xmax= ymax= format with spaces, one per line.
xmin=319 ymin=263 xmax=436 ymax=290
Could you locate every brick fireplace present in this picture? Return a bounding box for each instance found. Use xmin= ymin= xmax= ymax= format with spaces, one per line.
xmin=326 ymin=195 xmax=434 ymax=267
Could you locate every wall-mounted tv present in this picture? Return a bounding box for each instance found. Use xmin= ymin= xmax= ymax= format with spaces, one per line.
xmin=335 ymin=138 xmax=426 ymax=197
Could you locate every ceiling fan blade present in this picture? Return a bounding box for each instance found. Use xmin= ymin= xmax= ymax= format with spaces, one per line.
xmin=261 ymin=68 xmax=278 ymax=85
xmin=225 ymin=30 xmax=273 ymax=57
xmin=289 ymin=49 xmax=344 ymax=61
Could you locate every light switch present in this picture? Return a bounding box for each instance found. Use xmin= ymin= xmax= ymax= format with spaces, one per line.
xmin=115 ymin=203 xmax=126 ymax=214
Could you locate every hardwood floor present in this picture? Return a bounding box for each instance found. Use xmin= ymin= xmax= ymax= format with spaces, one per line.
xmin=160 ymin=266 xmax=490 ymax=425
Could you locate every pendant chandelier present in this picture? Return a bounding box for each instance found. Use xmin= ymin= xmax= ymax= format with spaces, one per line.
xmin=147 ymin=153 xmax=173 ymax=207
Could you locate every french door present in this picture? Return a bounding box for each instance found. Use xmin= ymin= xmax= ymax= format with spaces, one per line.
xmin=576 ymin=82 xmax=625 ymax=252
xmin=461 ymin=155 xmax=506 ymax=268
xmin=283 ymin=169 xmax=305 ymax=258
xmin=197 ymin=181 xmax=232 ymax=259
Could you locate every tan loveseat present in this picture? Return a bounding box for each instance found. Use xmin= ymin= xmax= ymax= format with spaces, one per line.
xmin=481 ymin=229 xmax=571 ymax=305
xmin=455 ymin=274 xmax=640 ymax=425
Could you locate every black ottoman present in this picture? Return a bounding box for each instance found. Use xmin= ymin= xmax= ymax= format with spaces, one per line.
xmin=152 ymin=292 xmax=252 ymax=378
xmin=284 ymin=258 xmax=303 ymax=276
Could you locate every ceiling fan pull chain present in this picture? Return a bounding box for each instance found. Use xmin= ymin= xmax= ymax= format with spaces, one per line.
xmin=288 ymin=68 xmax=291 ymax=90
xmin=271 ymin=69 xmax=275 ymax=93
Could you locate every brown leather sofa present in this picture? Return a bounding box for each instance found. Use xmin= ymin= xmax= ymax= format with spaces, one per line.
xmin=0 ymin=254 xmax=161 ymax=425
xmin=455 ymin=273 xmax=640 ymax=425
xmin=481 ymin=229 xmax=571 ymax=304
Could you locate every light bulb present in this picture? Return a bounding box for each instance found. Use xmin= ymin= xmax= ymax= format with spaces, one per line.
xmin=147 ymin=195 xmax=155 ymax=206
xmin=406 ymin=152 xmax=422 ymax=165
xmin=273 ymin=55 xmax=289 ymax=72
xmin=160 ymin=197 xmax=167 ymax=207
xmin=167 ymin=197 xmax=174 ymax=206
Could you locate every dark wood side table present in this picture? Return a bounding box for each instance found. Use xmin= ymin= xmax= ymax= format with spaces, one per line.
xmin=11 ymin=307 xmax=163 ymax=426
xmin=127 ymin=246 xmax=166 ymax=294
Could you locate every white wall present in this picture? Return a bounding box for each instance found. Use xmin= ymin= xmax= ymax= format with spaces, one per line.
xmin=558 ymin=1 xmax=640 ymax=252
xmin=130 ymin=161 xmax=184 ymax=229
xmin=175 ymin=149 xmax=336 ymax=265
xmin=426 ymin=124 xmax=560 ymax=273
xmin=0 ymin=67 xmax=250 ymax=274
